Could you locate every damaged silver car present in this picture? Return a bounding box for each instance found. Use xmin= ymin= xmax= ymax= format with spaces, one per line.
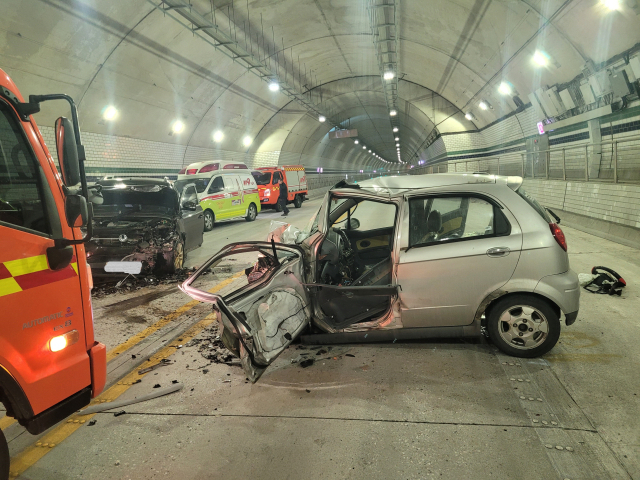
xmin=86 ymin=178 xmax=204 ymax=278
xmin=180 ymin=174 xmax=580 ymax=382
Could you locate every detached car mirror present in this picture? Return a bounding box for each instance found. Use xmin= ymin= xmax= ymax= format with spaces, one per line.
xmin=54 ymin=116 xmax=81 ymax=187
xmin=65 ymin=194 xmax=88 ymax=227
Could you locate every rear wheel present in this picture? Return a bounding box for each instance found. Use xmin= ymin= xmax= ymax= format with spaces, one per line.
xmin=487 ymin=295 xmax=560 ymax=358
xmin=0 ymin=428 xmax=9 ymax=480
xmin=203 ymin=210 xmax=215 ymax=231
xmin=245 ymin=203 xmax=257 ymax=222
xmin=293 ymin=195 xmax=303 ymax=208
xmin=274 ymin=201 xmax=283 ymax=213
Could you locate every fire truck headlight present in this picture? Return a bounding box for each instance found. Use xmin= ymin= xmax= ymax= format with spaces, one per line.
xmin=264 ymin=189 xmax=270 ymax=196
xmin=50 ymin=330 xmax=79 ymax=352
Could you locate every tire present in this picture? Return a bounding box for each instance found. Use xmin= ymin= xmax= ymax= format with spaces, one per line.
xmin=203 ymin=210 xmax=215 ymax=231
xmin=0 ymin=428 xmax=9 ymax=480
xmin=171 ymin=240 xmax=185 ymax=273
xmin=293 ymin=195 xmax=303 ymax=208
xmin=245 ymin=203 xmax=257 ymax=222
xmin=274 ymin=201 xmax=283 ymax=213
xmin=487 ymin=294 xmax=560 ymax=358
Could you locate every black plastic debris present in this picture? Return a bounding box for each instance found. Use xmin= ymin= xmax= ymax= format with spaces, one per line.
xmin=202 ymin=369 xmax=209 ymax=374
xmin=345 ymin=354 xmax=355 ymax=358
xmin=299 ymin=359 xmax=314 ymax=368
xmin=171 ymin=380 xmax=179 ymax=384
xmin=87 ymin=419 xmax=97 ymax=426
xmin=113 ymin=410 xmax=126 ymax=417
xmin=315 ymin=349 xmax=328 ymax=356
xmin=153 ymin=384 xmax=161 ymax=388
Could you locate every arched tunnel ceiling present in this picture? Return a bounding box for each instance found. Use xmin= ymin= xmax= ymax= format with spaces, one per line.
xmin=1 ymin=0 xmax=639 ymax=169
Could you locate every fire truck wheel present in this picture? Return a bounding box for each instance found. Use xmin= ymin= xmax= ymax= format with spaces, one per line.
xmin=0 ymin=428 xmax=9 ymax=480
xmin=293 ymin=195 xmax=303 ymax=208
xmin=274 ymin=201 xmax=283 ymax=213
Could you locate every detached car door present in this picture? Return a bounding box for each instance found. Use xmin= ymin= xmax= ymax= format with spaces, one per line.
xmin=180 ymin=242 xmax=310 ymax=382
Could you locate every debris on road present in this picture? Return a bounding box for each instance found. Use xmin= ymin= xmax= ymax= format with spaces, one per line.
xmin=87 ymin=419 xmax=97 ymax=426
xmin=113 ymin=410 xmax=126 ymax=417
xmin=184 ymin=324 xmax=236 ymax=364
xmin=299 ymin=359 xmax=314 ymax=368
xmin=80 ymin=384 xmax=184 ymax=415
xmin=138 ymin=359 xmax=173 ymax=375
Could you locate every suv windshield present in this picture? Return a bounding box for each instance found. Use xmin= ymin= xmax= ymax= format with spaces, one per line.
xmin=516 ymin=188 xmax=550 ymax=222
xmin=95 ymin=185 xmax=177 ymax=216
xmin=255 ymin=172 xmax=272 ymax=185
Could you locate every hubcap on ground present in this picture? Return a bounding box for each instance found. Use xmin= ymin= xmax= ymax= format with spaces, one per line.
xmin=498 ymin=305 xmax=549 ymax=350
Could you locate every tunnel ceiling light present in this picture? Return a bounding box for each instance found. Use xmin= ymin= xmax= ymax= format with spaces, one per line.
xmin=478 ymin=100 xmax=490 ymax=110
xmin=532 ymin=50 xmax=550 ymax=67
xmin=465 ymin=112 xmax=476 ymax=121
xmin=368 ymin=149 xmax=372 ymax=152
xmin=393 ymin=127 xmax=398 ymax=132
xmin=396 ymin=143 xmax=400 ymax=147
xmin=103 ymin=106 xmax=118 ymax=121
xmin=172 ymin=120 xmax=185 ymax=134
xmin=363 ymin=145 xmax=366 ymax=149
xmin=318 ymin=115 xmax=326 ymax=123
xmin=268 ymin=81 xmax=280 ymax=92
xmin=389 ymin=109 xmax=398 ymax=116
xmin=383 ymin=71 xmax=395 ymax=80
xmin=213 ymin=131 xmax=224 ymax=143
xmin=601 ymin=0 xmax=621 ymax=9
xmin=395 ymin=137 xmax=399 ymax=141
xmin=498 ymin=82 xmax=512 ymax=96
xmin=243 ymin=136 xmax=253 ymax=147
xmin=354 ymin=139 xmax=359 ymax=144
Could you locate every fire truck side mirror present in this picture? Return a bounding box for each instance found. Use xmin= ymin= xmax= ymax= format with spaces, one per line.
xmin=54 ymin=116 xmax=81 ymax=187
xmin=65 ymin=195 xmax=88 ymax=228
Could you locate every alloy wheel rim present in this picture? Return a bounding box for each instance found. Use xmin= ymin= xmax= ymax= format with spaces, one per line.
xmin=498 ymin=305 xmax=549 ymax=350
xmin=205 ymin=213 xmax=213 ymax=229
xmin=174 ymin=243 xmax=184 ymax=269
xmin=249 ymin=205 xmax=256 ymax=219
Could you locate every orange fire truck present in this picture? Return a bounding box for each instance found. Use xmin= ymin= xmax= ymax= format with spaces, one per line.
xmin=0 ymin=68 xmax=106 ymax=478
xmin=253 ymin=165 xmax=308 ymax=211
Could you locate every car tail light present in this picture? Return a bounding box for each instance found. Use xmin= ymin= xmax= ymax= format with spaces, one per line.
xmin=50 ymin=330 xmax=79 ymax=352
xmin=198 ymin=163 xmax=219 ymax=173
xmin=178 ymin=168 xmax=186 ymax=174
xmin=549 ymin=223 xmax=567 ymax=251
xmin=186 ymin=168 xmax=198 ymax=175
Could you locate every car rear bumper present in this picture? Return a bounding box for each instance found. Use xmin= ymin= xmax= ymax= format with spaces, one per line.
xmin=534 ymin=269 xmax=580 ymax=324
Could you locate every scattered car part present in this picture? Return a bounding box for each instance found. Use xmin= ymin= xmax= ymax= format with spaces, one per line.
xmin=138 ymin=359 xmax=173 ymax=375
xmin=80 ymin=384 xmax=183 ymax=415
xmin=582 ymin=266 xmax=626 ymax=296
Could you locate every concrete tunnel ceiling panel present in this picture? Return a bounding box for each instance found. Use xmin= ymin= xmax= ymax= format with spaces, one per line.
xmin=1 ymin=0 xmax=639 ymax=169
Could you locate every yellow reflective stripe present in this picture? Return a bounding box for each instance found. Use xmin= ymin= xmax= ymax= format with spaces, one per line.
xmin=4 ymin=255 xmax=48 ymax=277
xmin=71 ymin=262 xmax=78 ymax=275
xmin=0 ymin=277 xmax=22 ymax=297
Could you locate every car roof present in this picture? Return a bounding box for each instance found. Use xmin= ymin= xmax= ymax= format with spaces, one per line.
xmin=336 ymin=173 xmax=523 ymax=196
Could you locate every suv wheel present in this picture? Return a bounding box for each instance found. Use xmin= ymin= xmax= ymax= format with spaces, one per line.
xmin=1 ymin=429 xmax=9 ymax=480
xmin=203 ymin=210 xmax=214 ymax=231
xmin=487 ymin=295 xmax=560 ymax=358
xmin=293 ymin=195 xmax=303 ymax=208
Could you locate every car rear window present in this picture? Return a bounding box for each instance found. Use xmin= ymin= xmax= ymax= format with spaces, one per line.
xmin=516 ymin=188 xmax=550 ymax=222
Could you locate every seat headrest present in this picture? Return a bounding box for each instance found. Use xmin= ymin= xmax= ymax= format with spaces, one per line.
xmin=427 ymin=210 xmax=442 ymax=233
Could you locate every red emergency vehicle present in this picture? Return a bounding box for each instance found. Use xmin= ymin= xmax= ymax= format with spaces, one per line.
xmin=0 ymin=68 xmax=106 ymax=478
xmin=254 ymin=165 xmax=308 ymax=211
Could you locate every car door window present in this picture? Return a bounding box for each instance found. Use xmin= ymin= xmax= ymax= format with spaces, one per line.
xmin=181 ymin=185 xmax=198 ymax=208
xmin=223 ymin=176 xmax=237 ymax=193
xmin=408 ymin=195 xmax=509 ymax=247
xmin=272 ymin=171 xmax=282 ymax=184
xmin=207 ymin=176 xmax=224 ymax=194
xmin=0 ymin=101 xmax=57 ymax=236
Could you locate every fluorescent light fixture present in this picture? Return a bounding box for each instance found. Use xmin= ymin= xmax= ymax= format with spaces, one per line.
xmin=389 ymin=109 xmax=398 ymax=116
xmin=393 ymin=127 xmax=398 ymax=132
xmin=318 ymin=115 xmax=326 ymax=122
xmin=172 ymin=120 xmax=185 ymax=134
xmin=243 ymin=136 xmax=253 ymax=147
xmin=478 ymin=101 xmax=489 ymax=110
xmin=465 ymin=112 xmax=475 ymax=121
xmin=213 ymin=131 xmax=224 ymax=143
xmin=498 ymin=82 xmax=512 ymax=96
xmin=363 ymin=145 xmax=366 ymax=149
xmin=601 ymin=0 xmax=620 ymax=9
xmin=396 ymin=143 xmax=400 ymax=147
xmin=532 ymin=50 xmax=549 ymax=67
xmin=395 ymin=137 xmax=399 ymax=141
xmin=268 ymin=82 xmax=280 ymax=91
xmin=383 ymin=71 xmax=395 ymax=80
xmin=103 ymin=106 xmax=118 ymax=121
xmin=354 ymin=139 xmax=359 ymax=144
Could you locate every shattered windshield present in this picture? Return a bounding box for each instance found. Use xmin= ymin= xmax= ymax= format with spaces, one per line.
xmin=255 ymin=172 xmax=272 ymax=185
xmin=95 ymin=185 xmax=178 ymax=216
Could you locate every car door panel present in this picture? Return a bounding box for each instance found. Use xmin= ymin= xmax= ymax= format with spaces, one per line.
xmin=180 ymin=242 xmax=310 ymax=382
xmin=179 ymin=184 xmax=203 ymax=251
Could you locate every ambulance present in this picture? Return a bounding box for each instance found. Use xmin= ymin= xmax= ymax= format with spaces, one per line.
xmin=175 ymin=161 xmax=260 ymax=231
xmin=254 ymin=165 xmax=308 ymax=211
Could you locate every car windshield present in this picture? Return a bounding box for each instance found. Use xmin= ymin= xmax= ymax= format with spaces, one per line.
xmin=174 ymin=178 xmax=209 ymax=194
xmin=95 ymin=185 xmax=177 ymax=216
xmin=255 ymin=172 xmax=272 ymax=185
xmin=516 ymin=188 xmax=550 ymax=222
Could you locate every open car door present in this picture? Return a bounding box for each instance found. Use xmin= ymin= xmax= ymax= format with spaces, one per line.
xmin=180 ymin=241 xmax=310 ymax=382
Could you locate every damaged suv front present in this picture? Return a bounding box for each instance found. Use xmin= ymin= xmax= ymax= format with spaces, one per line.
xmin=86 ymin=178 xmax=187 ymax=278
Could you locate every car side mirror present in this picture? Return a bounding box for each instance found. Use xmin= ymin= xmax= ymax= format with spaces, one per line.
xmin=348 ymin=218 xmax=360 ymax=230
xmin=54 ymin=117 xmax=81 ymax=187
xmin=46 ymin=244 xmax=74 ymax=271
xmin=182 ymin=201 xmax=197 ymax=211
xmin=65 ymin=194 xmax=88 ymax=227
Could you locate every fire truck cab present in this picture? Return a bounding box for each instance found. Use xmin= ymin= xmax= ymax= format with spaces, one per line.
xmin=0 ymin=68 xmax=106 ymax=478
xmin=254 ymin=165 xmax=308 ymax=211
